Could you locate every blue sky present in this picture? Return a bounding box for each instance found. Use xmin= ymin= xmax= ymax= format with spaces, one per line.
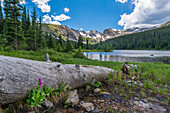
xmin=14 ymin=0 xmax=170 ymax=32
xmin=24 ymin=0 xmax=135 ymax=32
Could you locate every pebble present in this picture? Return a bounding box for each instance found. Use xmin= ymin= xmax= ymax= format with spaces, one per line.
xmin=91 ymin=108 xmax=101 ymax=113
xmin=148 ymin=97 xmax=159 ymax=103
xmin=44 ymin=98 xmax=53 ymax=108
xmin=27 ymin=111 xmax=35 ymax=113
xmin=80 ymin=101 xmax=95 ymax=112
xmin=99 ymin=100 xmax=105 ymax=103
xmin=94 ymin=88 xmax=101 ymax=93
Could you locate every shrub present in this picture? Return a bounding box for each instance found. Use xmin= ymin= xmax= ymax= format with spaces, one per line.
xmin=74 ymin=46 xmax=87 ymax=59
xmin=4 ymin=46 xmax=14 ymax=52
xmin=94 ymin=81 xmax=102 ymax=88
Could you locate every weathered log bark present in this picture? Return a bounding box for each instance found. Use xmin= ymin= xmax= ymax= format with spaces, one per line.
xmin=0 ymin=55 xmax=113 ymax=105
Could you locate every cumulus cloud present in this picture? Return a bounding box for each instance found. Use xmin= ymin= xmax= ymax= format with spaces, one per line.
xmin=80 ymin=28 xmax=83 ymax=31
xmin=64 ymin=7 xmax=70 ymax=13
xmin=32 ymin=0 xmax=51 ymax=13
xmin=43 ymin=14 xmax=61 ymax=25
xmin=116 ymin=0 xmax=128 ymax=3
xmin=20 ymin=0 xmax=27 ymax=4
xmin=1 ymin=0 xmax=3 ymax=6
xmin=52 ymin=14 xmax=71 ymax=21
xmin=118 ymin=0 xmax=170 ymax=29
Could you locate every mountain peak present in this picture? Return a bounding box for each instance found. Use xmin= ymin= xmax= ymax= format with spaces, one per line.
xmin=159 ymin=21 xmax=170 ymax=28
xmin=42 ymin=23 xmax=159 ymax=42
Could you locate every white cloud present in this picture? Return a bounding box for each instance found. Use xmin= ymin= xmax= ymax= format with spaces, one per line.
xmin=64 ymin=7 xmax=70 ymax=13
xmin=36 ymin=19 xmax=39 ymax=22
xmin=52 ymin=14 xmax=71 ymax=21
xmin=80 ymin=28 xmax=83 ymax=31
xmin=118 ymin=0 xmax=170 ymax=29
xmin=116 ymin=0 xmax=128 ymax=3
xmin=1 ymin=0 xmax=3 ymax=6
xmin=43 ymin=14 xmax=61 ymax=25
xmin=32 ymin=0 xmax=51 ymax=13
xmin=20 ymin=0 xmax=27 ymax=4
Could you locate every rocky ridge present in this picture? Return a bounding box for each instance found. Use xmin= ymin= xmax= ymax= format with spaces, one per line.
xmin=42 ymin=24 xmax=159 ymax=42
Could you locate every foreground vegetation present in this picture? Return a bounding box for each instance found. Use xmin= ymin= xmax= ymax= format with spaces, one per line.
xmin=0 ymin=49 xmax=169 ymax=71
xmin=0 ymin=49 xmax=169 ymax=112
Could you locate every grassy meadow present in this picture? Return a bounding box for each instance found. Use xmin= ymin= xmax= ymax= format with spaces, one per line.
xmin=0 ymin=49 xmax=170 ymax=112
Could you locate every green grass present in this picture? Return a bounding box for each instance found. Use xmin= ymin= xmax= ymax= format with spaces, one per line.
xmin=1 ymin=49 xmax=169 ymax=112
xmin=0 ymin=50 xmax=169 ymax=83
xmin=1 ymin=49 xmax=169 ymax=85
xmin=0 ymin=49 xmax=169 ymax=71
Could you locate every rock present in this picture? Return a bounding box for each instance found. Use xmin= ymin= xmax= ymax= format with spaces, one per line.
xmin=94 ymin=88 xmax=101 ymax=93
xmin=91 ymin=108 xmax=100 ymax=113
xmin=27 ymin=111 xmax=36 ymax=113
xmin=100 ymin=92 xmax=111 ymax=97
xmin=45 ymin=53 xmax=51 ymax=62
xmin=133 ymin=101 xmax=149 ymax=108
xmin=44 ymin=98 xmax=53 ymax=108
xmin=148 ymin=103 xmax=166 ymax=112
xmin=132 ymin=76 xmax=135 ymax=80
xmin=134 ymin=97 xmax=138 ymax=100
xmin=100 ymin=92 xmax=110 ymax=95
xmin=148 ymin=97 xmax=159 ymax=103
xmin=80 ymin=101 xmax=94 ymax=112
xmin=133 ymin=100 xmax=166 ymax=112
xmin=66 ymin=90 xmax=79 ymax=106
xmin=99 ymin=100 xmax=105 ymax=103
xmin=0 ymin=55 xmax=112 ymax=105
xmin=142 ymin=99 xmax=148 ymax=103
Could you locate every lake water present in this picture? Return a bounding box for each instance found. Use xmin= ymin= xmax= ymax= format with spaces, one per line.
xmin=83 ymin=50 xmax=170 ymax=61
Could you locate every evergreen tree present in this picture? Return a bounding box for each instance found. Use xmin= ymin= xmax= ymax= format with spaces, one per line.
xmin=74 ymin=46 xmax=85 ymax=58
xmin=56 ymin=43 xmax=62 ymax=52
xmin=31 ymin=7 xmax=37 ymax=50
xmin=26 ymin=7 xmax=37 ymax=50
xmin=45 ymin=32 xmax=48 ymax=44
xmin=78 ymin=35 xmax=83 ymax=49
xmin=58 ymin=34 xmax=62 ymax=46
xmin=95 ymin=25 xmax=170 ymax=50
xmin=37 ymin=16 xmax=46 ymax=49
xmin=48 ymin=34 xmax=56 ymax=49
xmin=26 ymin=10 xmax=30 ymax=31
xmin=4 ymin=0 xmax=24 ymax=49
xmin=86 ymin=39 xmax=89 ymax=50
xmin=65 ymin=34 xmax=74 ymax=52
xmin=22 ymin=6 xmax=27 ymax=37
xmin=25 ymin=11 xmax=30 ymax=38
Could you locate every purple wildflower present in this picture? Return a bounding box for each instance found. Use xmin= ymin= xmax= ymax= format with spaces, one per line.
xmin=38 ymin=77 xmax=42 ymax=87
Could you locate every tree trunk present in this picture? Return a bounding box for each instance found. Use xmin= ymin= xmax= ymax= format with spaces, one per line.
xmin=0 ymin=55 xmax=113 ymax=105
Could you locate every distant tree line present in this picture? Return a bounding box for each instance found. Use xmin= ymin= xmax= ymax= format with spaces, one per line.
xmin=94 ymin=26 xmax=170 ymax=50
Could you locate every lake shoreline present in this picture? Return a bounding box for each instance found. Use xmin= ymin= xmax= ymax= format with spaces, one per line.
xmin=109 ymin=56 xmax=170 ymax=64
xmin=84 ymin=50 xmax=170 ymax=64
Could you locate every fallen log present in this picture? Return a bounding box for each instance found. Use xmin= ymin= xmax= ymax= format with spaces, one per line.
xmin=0 ymin=55 xmax=113 ymax=105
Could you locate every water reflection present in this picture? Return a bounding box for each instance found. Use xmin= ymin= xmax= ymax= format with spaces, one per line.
xmin=83 ymin=50 xmax=170 ymax=61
